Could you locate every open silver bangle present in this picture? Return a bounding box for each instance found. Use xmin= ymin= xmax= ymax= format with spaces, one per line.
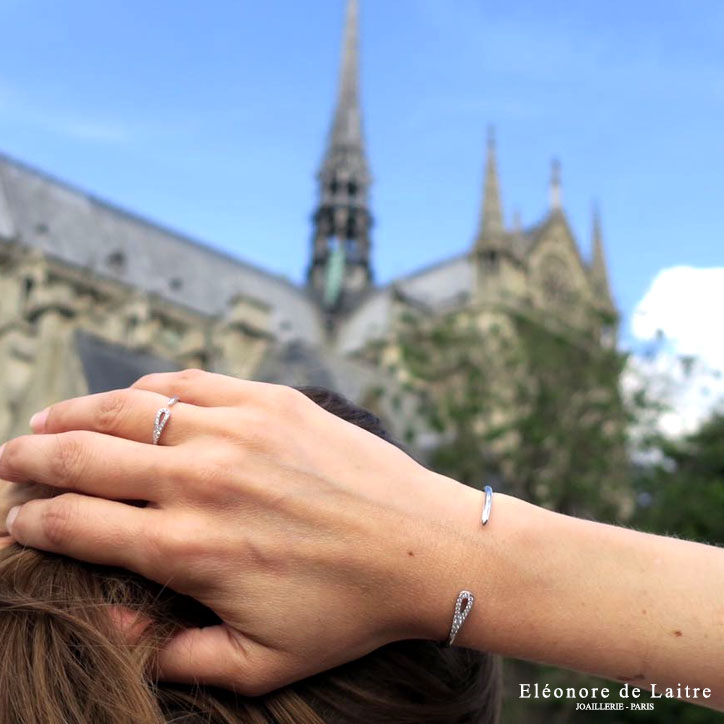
xmin=446 ymin=590 xmax=475 ymax=646
xmin=445 ymin=485 xmax=494 ymax=646
xmin=481 ymin=484 xmax=493 ymax=526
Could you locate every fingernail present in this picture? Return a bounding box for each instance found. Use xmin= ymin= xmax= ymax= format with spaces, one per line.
xmin=29 ymin=408 xmax=49 ymax=433
xmin=6 ymin=506 xmax=20 ymax=534
xmin=0 ymin=443 xmax=5 ymax=462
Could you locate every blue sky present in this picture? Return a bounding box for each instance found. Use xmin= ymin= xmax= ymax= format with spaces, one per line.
xmin=0 ymin=0 xmax=721 ymax=342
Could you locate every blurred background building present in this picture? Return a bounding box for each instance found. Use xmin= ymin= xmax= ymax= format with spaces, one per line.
xmin=3 ymin=4 xmax=722 ymax=721
xmin=0 ymin=0 xmax=614 ymax=446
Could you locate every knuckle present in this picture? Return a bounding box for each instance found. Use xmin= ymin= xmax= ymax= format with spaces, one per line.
xmin=174 ymin=368 xmax=206 ymax=391
xmin=208 ymin=408 xmax=265 ymax=453
xmin=245 ymin=385 xmax=307 ymax=442
xmin=131 ymin=372 xmax=157 ymax=389
xmin=267 ymin=385 xmax=309 ymax=422
xmin=40 ymin=495 xmax=79 ymax=548
xmin=95 ymin=390 xmax=130 ymax=432
xmin=135 ymin=368 xmax=205 ymax=395
xmin=178 ymin=367 xmax=206 ymax=382
xmin=268 ymin=384 xmax=299 ymax=409
xmin=145 ymin=516 xmax=206 ymax=574
xmin=204 ymin=408 xmax=268 ymax=455
xmin=287 ymin=386 xmax=312 ymax=416
xmin=51 ymin=433 xmax=85 ymax=486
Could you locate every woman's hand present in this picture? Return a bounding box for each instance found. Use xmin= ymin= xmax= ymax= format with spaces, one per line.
xmin=0 ymin=370 xmax=484 ymax=694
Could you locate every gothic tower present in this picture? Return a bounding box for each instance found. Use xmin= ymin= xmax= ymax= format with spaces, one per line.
xmin=307 ymin=0 xmax=373 ymax=319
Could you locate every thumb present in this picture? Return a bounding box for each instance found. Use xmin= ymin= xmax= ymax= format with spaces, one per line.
xmin=155 ymin=625 xmax=291 ymax=696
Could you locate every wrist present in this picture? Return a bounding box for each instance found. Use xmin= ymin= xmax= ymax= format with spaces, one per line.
xmin=417 ymin=478 xmax=494 ymax=644
xmin=390 ymin=475 xmax=542 ymax=648
xmin=381 ymin=472 xmax=486 ymax=643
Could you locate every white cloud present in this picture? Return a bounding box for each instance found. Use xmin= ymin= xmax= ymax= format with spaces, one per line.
xmin=626 ymin=266 xmax=724 ymax=438
xmin=632 ymin=266 xmax=724 ymax=369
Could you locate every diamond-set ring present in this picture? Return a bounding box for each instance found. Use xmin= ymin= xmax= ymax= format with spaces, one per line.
xmin=152 ymin=396 xmax=179 ymax=445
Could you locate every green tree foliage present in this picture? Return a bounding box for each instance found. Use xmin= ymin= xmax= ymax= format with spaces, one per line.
xmin=395 ymin=306 xmax=723 ymax=724
xmin=633 ymin=413 xmax=724 ymax=545
xmin=398 ymin=306 xmax=631 ymax=519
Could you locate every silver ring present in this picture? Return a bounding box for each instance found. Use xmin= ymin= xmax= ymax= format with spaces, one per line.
xmin=152 ymin=396 xmax=179 ymax=445
xmin=481 ymin=485 xmax=493 ymax=526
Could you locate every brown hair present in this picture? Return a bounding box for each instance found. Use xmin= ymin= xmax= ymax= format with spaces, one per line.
xmin=0 ymin=387 xmax=501 ymax=724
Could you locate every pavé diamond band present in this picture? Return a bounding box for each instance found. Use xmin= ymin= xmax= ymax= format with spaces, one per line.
xmin=446 ymin=590 xmax=475 ymax=646
xmin=152 ymin=396 xmax=179 ymax=445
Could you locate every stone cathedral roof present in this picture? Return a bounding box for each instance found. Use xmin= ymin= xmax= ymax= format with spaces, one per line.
xmin=0 ymin=153 xmax=324 ymax=345
xmin=75 ymin=330 xmax=181 ymax=394
xmin=0 ymin=149 xmax=487 ymax=359
xmin=0 ymin=0 xmax=609 ymax=367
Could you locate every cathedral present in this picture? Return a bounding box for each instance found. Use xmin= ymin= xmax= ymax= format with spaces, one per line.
xmin=0 ymin=0 xmax=615 ymax=445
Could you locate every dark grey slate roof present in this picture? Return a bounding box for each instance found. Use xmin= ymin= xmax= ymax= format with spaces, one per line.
xmin=255 ymin=340 xmax=337 ymax=389
xmin=337 ymin=252 xmax=473 ymax=353
xmin=0 ymin=150 xmax=562 ymax=364
xmin=0 ymin=153 xmax=324 ymax=344
xmin=75 ymin=329 xmax=180 ymax=393
xmin=336 ymin=218 xmax=546 ymax=354
xmin=254 ymin=339 xmax=389 ymax=411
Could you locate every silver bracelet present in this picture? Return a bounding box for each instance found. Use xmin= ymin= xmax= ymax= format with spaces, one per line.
xmin=445 ymin=485 xmax=494 ymax=646
xmin=481 ymin=484 xmax=493 ymax=526
xmin=446 ymin=590 xmax=475 ymax=646
xmin=447 ymin=485 xmax=493 ymax=646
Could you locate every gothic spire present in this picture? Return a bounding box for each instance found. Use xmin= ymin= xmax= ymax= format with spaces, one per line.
xmin=475 ymin=126 xmax=504 ymax=244
xmin=512 ymin=208 xmax=522 ymax=234
xmin=550 ymin=158 xmax=562 ymax=210
xmin=320 ymin=0 xmax=369 ymax=181
xmin=307 ymin=0 xmax=373 ymax=315
xmin=590 ymin=203 xmax=613 ymax=303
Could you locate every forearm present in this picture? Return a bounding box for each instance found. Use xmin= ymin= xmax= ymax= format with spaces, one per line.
xmin=420 ymin=485 xmax=724 ymax=710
